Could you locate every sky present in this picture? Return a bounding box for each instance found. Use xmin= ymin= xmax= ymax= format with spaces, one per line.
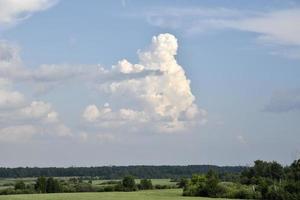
xmin=0 ymin=0 xmax=300 ymax=167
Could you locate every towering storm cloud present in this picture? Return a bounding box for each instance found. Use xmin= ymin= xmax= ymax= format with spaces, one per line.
xmin=83 ymin=33 xmax=207 ymax=133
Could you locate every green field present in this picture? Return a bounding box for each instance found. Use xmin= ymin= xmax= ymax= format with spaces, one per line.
xmin=0 ymin=189 xmax=234 ymax=200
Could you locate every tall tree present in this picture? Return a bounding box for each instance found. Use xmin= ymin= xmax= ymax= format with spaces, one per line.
xmin=122 ymin=176 xmax=136 ymax=191
xmin=35 ymin=176 xmax=47 ymax=193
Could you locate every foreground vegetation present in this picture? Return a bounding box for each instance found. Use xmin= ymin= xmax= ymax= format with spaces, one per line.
xmin=0 ymin=177 xmax=178 ymax=195
xmin=184 ymin=159 xmax=300 ymax=200
xmin=0 ymin=189 xmax=232 ymax=200
xmin=0 ymin=159 xmax=299 ymax=199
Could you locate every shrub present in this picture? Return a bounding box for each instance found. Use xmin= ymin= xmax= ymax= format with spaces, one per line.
xmin=177 ymin=178 xmax=188 ymax=188
xmin=139 ymin=179 xmax=153 ymax=190
xmin=154 ymin=184 xmax=172 ymax=189
xmin=14 ymin=181 xmax=26 ymax=190
xmin=99 ymin=180 xmax=120 ymax=185
xmin=122 ymin=176 xmax=137 ymax=191
xmin=75 ymin=182 xmax=93 ymax=192
xmin=104 ymin=185 xmax=115 ymax=192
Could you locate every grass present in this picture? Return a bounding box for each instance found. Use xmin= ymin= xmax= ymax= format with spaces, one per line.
xmin=0 ymin=189 xmax=235 ymax=200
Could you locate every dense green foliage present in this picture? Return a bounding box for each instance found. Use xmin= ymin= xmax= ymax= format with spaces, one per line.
xmin=0 ymin=165 xmax=245 ymax=179
xmin=0 ymin=177 xmax=177 ymax=195
xmin=240 ymin=160 xmax=284 ymax=184
xmin=184 ymin=159 xmax=300 ymax=199
xmin=240 ymin=159 xmax=300 ymax=200
xmin=138 ymin=179 xmax=153 ymax=190
xmin=183 ymin=172 xmax=259 ymax=199
xmin=121 ymin=176 xmax=137 ymax=191
xmin=34 ymin=177 xmax=46 ymax=193
xmin=13 ymin=181 xmax=25 ymax=190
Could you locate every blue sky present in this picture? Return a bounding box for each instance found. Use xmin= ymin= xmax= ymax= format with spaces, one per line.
xmin=0 ymin=0 xmax=299 ymax=167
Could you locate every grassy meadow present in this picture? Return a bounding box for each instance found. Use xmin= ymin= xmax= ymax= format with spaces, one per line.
xmin=0 ymin=178 xmax=235 ymax=200
xmin=0 ymin=189 xmax=234 ymax=200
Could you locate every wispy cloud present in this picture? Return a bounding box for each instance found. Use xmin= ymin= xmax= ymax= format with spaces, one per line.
xmin=237 ymin=135 xmax=247 ymax=145
xmin=0 ymin=0 xmax=58 ymax=27
xmin=141 ymin=6 xmax=300 ymax=59
xmin=0 ymin=41 xmax=71 ymax=143
xmin=264 ymin=88 xmax=300 ymax=113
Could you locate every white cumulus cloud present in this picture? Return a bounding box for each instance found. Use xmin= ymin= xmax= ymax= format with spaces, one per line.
xmin=0 ymin=88 xmax=25 ymax=109
xmin=0 ymin=40 xmax=72 ymax=143
xmin=83 ymin=33 xmax=207 ymax=133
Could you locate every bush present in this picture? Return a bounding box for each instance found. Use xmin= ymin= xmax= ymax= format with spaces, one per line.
xmin=122 ymin=176 xmax=137 ymax=191
xmin=266 ymin=186 xmax=285 ymax=200
xmin=177 ymin=178 xmax=188 ymax=188
xmin=46 ymin=177 xmax=62 ymax=193
xmin=0 ymin=188 xmax=16 ymax=195
xmin=184 ymin=173 xmax=261 ymax=199
xmin=139 ymin=179 xmax=153 ymax=190
xmin=154 ymin=184 xmax=172 ymax=189
xmin=104 ymin=185 xmax=115 ymax=192
xmin=93 ymin=186 xmax=105 ymax=192
xmin=14 ymin=181 xmax=26 ymax=190
xmin=0 ymin=188 xmax=36 ymax=195
xmin=75 ymin=182 xmax=93 ymax=192
xmin=184 ymin=171 xmax=225 ymax=198
xmin=61 ymin=184 xmax=76 ymax=193
xmin=99 ymin=180 xmax=120 ymax=185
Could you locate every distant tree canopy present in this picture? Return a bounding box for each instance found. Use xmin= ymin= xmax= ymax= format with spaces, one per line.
xmin=0 ymin=165 xmax=245 ymax=179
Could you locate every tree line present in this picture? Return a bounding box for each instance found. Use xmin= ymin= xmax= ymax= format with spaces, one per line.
xmin=183 ymin=159 xmax=300 ymax=200
xmin=0 ymin=165 xmax=245 ymax=179
xmin=1 ymin=176 xmax=160 ymax=195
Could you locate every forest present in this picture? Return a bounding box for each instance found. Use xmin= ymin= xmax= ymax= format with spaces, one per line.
xmin=0 ymin=165 xmax=245 ymax=179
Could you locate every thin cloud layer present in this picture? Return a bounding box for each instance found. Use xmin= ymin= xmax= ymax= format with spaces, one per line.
xmin=0 ymin=0 xmax=57 ymax=26
xmin=143 ymin=7 xmax=300 ymax=59
xmin=83 ymin=33 xmax=207 ymax=133
xmin=0 ymin=41 xmax=71 ymax=142
xmin=264 ymin=89 xmax=300 ymax=113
